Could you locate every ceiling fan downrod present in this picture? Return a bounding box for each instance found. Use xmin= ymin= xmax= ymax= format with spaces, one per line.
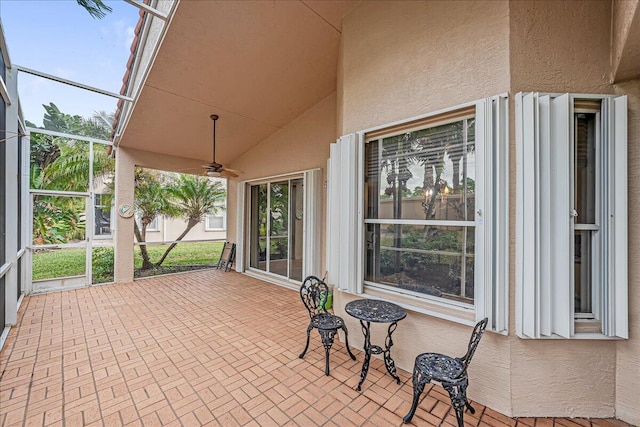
xmin=210 ymin=114 xmax=219 ymax=164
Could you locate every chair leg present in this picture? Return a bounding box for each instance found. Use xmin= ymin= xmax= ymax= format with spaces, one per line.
xmin=318 ymin=329 xmax=337 ymax=376
xmin=341 ymin=325 xmax=357 ymax=361
xmin=465 ymin=400 xmax=475 ymax=414
xmin=403 ymin=364 xmax=429 ymax=424
xmin=443 ymin=382 xmax=468 ymax=427
xmin=299 ymin=324 xmax=313 ymax=359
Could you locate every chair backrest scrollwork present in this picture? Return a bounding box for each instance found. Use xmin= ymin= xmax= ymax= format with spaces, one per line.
xmin=300 ymin=276 xmax=330 ymax=318
xmin=460 ymin=317 xmax=488 ymax=370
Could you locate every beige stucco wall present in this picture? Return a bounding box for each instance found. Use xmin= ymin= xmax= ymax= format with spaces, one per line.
xmin=226 ymin=93 xmax=337 ymax=274
xmin=339 ymin=0 xmax=510 ymax=135
xmin=507 ymin=0 xmax=619 ymax=417
xmin=614 ymin=79 xmax=640 ymax=425
xmin=509 ymin=1 xmax=612 ymax=94
xmin=337 ymin=0 xmax=513 ymax=415
xmin=335 ymin=0 xmax=640 ymax=421
xmin=142 ymin=217 xmax=226 ymax=243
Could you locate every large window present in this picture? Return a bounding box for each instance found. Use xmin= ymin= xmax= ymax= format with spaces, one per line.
xmin=364 ymin=114 xmax=476 ymax=305
xmin=516 ymin=93 xmax=627 ymax=339
xmin=327 ymin=96 xmax=509 ymax=332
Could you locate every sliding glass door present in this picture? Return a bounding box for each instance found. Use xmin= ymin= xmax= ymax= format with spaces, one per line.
xmin=249 ymin=178 xmax=303 ymax=281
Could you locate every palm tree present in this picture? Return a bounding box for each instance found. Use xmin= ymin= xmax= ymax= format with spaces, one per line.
xmin=153 ymin=174 xmax=226 ymax=267
xmin=132 ymin=168 xmax=179 ymax=269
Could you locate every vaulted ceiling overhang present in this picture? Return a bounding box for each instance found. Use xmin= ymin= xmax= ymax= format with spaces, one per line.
xmin=117 ymin=0 xmax=358 ymax=171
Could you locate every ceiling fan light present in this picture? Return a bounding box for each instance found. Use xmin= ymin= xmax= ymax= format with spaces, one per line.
xmin=207 ymin=170 xmax=222 ymax=177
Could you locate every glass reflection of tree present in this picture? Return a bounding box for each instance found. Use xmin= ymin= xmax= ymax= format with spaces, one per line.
xmin=381 ymin=134 xmax=413 ymax=270
xmin=380 ymin=119 xmax=475 ymax=279
xmin=413 ymin=122 xmax=462 ymax=220
xmin=258 ymin=185 xmax=268 ymax=261
xmin=269 ymin=183 xmax=289 ymax=257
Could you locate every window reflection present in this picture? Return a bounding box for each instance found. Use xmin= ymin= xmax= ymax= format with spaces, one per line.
xmin=364 ymin=116 xmax=476 ymax=304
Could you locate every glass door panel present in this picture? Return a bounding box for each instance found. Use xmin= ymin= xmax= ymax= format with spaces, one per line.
xmin=249 ymin=178 xmax=304 ymax=281
xmin=250 ymin=184 xmax=268 ymax=271
xmin=289 ymin=179 xmax=304 ymax=282
xmin=269 ymin=181 xmax=289 ymax=277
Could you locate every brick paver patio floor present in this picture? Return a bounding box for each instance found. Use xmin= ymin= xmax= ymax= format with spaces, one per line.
xmin=0 ymin=270 xmax=633 ymax=427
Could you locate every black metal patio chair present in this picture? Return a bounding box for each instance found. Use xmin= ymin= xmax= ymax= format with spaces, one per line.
xmin=299 ymin=276 xmax=356 ymax=376
xmin=403 ymin=317 xmax=488 ymax=427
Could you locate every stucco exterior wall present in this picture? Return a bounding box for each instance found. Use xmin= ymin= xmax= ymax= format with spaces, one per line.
xmin=339 ymin=0 xmax=510 ymax=135
xmin=336 ymin=0 xmax=639 ymax=421
xmin=614 ymin=79 xmax=640 ymax=425
xmin=337 ymin=0 xmax=512 ymax=414
xmin=226 ymin=93 xmax=337 ymax=273
xmin=507 ymin=1 xmax=622 ymax=417
xmin=141 ymin=217 xmax=226 ymax=243
xmin=509 ymin=1 xmax=612 ymax=94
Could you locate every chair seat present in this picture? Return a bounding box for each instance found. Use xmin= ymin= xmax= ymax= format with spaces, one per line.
xmin=415 ymin=353 xmax=466 ymax=383
xmin=311 ymin=313 xmax=345 ymax=330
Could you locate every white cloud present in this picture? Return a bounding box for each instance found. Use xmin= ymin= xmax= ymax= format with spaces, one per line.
xmin=125 ymin=25 xmax=135 ymax=50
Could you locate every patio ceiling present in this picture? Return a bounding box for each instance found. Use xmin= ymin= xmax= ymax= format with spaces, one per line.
xmin=118 ymin=0 xmax=358 ymax=171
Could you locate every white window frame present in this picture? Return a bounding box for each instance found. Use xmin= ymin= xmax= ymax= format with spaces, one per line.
xmin=147 ymin=216 xmax=160 ymax=232
xmin=327 ymin=95 xmax=509 ymax=333
xmin=93 ymin=193 xmax=113 ymax=238
xmin=136 ymin=214 xmax=160 ymax=232
xmin=515 ymin=92 xmax=628 ymax=339
xmin=205 ymin=202 xmax=226 ymax=231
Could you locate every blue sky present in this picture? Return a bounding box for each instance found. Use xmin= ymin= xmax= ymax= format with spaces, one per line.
xmin=1 ymin=0 xmax=140 ymax=127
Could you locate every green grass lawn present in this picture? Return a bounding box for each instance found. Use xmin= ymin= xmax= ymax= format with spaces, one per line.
xmin=32 ymin=248 xmax=86 ymax=281
xmin=133 ymin=241 xmax=224 ymax=268
xmin=32 ymin=241 xmax=225 ymax=282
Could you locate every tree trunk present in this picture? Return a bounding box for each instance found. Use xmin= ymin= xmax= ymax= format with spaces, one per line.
xmin=133 ymin=221 xmax=154 ymax=270
xmin=155 ymin=218 xmax=198 ymax=267
xmin=424 ymin=157 xmax=444 ymax=221
xmin=393 ymin=164 xmax=403 ymax=273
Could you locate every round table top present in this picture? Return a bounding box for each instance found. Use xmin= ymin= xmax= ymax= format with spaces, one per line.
xmin=345 ymin=299 xmax=407 ymax=323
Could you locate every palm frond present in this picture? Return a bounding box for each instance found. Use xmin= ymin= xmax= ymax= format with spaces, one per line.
xmin=76 ymin=0 xmax=113 ymax=19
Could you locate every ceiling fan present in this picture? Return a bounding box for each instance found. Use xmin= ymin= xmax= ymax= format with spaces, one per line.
xmin=202 ymin=114 xmax=241 ymax=178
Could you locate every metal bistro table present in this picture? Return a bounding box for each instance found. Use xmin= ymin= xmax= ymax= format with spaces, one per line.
xmin=345 ymin=299 xmax=407 ymax=391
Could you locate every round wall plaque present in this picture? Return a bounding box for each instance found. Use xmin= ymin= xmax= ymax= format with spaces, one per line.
xmin=118 ymin=204 xmax=134 ymax=218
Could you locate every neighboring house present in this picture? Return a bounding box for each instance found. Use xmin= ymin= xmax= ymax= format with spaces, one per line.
xmin=94 ymin=175 xmax=227 ymax=243
xmin=134 ymin=203 xmax=227 ymax=243
xmin=1 ymin=1 xmax=639 ymax=424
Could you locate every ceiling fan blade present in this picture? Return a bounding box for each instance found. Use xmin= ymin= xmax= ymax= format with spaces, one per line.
xmin=220 ymin=169 xmax=239 ymax=178
xmin=223 ymin=167 xmax=242 ymax=175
